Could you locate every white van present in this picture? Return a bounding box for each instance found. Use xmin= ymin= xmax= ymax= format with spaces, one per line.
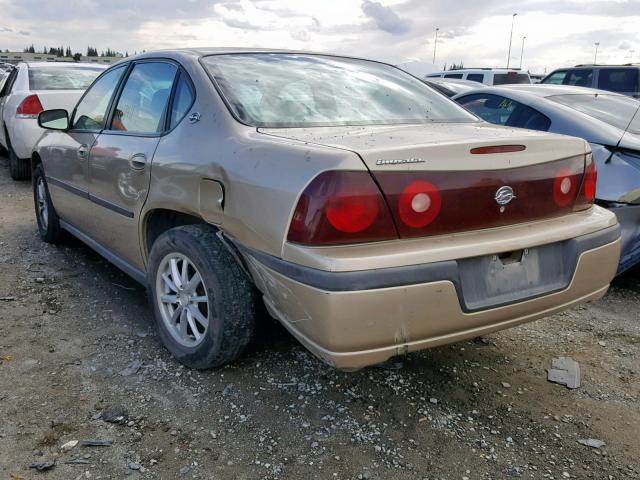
xmin=426 ymin=68 xmax=531 ymax=86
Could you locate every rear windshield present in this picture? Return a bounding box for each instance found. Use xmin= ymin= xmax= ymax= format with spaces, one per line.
xmin=202 ymin=53 xmax=476 ymax=128
xmin=549 ymin=93 xmax=640 ymax=134
xmin=28 ymin=67 xmax=103 ymax=90
xmin=493 ymin=73 xmax=531 ymax=85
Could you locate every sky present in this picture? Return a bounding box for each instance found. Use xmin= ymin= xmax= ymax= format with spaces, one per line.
xmin=1 ymin=0 xmax=639 ymax=75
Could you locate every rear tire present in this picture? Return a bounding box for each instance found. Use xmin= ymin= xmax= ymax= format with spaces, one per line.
xmin=148 ymin=224 xmax=257 ymax=369
xmin=8 ymin=139 xmax=30 ymax=181
xmin=32 ymin=163 xmax=65 ymax=244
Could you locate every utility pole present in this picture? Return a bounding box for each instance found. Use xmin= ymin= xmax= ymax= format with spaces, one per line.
xmin=433 ymin=27 xmax=439 ymax=64
xmin=519 ymin=36 xmax=526 ymax=69
xmin=594 ymin=42 xmax=600 ymax=64
xmin=506 ymin=13 xmax=517 ymax=68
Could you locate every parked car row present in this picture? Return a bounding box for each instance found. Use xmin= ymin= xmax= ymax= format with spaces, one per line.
xmin=0 ymin=62 xmax=106 ymax=179
xmin=0 ymin=51 xmax=629 ymax=371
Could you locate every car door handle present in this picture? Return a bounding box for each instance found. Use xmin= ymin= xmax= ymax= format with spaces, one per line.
xmin=128 ymin=153 xmax=147 ymax=172
xmin=77 ymin=144 xmax=89 ymax=159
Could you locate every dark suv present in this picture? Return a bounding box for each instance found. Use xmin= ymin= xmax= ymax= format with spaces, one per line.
xmin=541 ymin=65 xmax=640 ymax=98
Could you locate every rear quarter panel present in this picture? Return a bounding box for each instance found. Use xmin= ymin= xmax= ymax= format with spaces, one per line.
xmin=142 ymin=57 xmax=364 ymax=262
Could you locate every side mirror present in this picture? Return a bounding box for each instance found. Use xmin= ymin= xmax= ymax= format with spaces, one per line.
xmin=38 ymin=109 xmax=69 ymax=131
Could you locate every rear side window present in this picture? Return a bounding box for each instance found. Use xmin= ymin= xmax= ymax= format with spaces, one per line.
xmin=493 ymin=72 xmax=530 ymax=85
xmin=458 ymin=94 xmax=550 ymax=131
xmin=170 ymin=73 xmax=195 ymax=129
xmin=110 ymin=62 xmax=177 ymax=134
xmin=444 ymin=73 xmax=463 ymax=79
xmin=28 ymin=67 xmax=103 ymax=90
xmin=72 ymin=65 xmax=126 ymax=130
xmin=564 ymin=69 xmax=593 ymax=87
xmin=597 ymin=68 xmax=639 ymax=95
xmin=542 ymin=70 xmax=567 ymax=85
xmin=466 ymin=73 xmax=484 ymax=83
xmin=457 ymin=94 xmax=517 ymax=125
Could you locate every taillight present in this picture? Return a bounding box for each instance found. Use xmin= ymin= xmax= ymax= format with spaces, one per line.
xmin=16 ymin=94 xmax=44 ymax=118
xmin=373 ymin=155 xmax=587 ymax=239
xmin=553 ymin=167 xmax=580 ymax=207
xmin=287 ymin=171 xmax=397 ymax=245
xmin=574 ymin=154 xmax=597 ymax=210
xmin=398 ymin=180 xmax=441 ymax=228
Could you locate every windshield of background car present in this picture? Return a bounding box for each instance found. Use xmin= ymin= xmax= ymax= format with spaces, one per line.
xmin=202 ymin=53 xmax=477 ymax=127
xmin=549 ymin=93 xmax=640 ymax=134
xmin=28 ymin=67 xmax=104 ymax=90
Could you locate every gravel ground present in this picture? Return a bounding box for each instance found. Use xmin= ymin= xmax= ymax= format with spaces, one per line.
xmin=0 ymin=155 xmax=638 ymax=480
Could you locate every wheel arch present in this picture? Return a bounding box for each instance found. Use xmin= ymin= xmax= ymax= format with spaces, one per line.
xmin=31 ymin=151 xmax=42 ymax=171
xmin=142 ymin=208 xmax=208 ymax=261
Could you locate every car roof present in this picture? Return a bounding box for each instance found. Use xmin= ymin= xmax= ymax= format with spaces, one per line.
xmin=483 ymin=84 xmax=627 ymax=98
xmin=426 ymin=78 xmax=485 ymax=87
xmin=22 ymin=61 xmax=108 ymax=69
xmin=132 ymin=47 xmax=359 ymax=60
xmin=431 ymin=68 xmax=526 ymax=74
xmin=565 ymin=64 xmax=640 ymax=69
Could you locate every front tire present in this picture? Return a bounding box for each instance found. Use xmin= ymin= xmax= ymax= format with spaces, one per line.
xmin=32 ymin=164 xmax=65 ymax=244
xmin=148 ymin=225 xmax=257 ymax=369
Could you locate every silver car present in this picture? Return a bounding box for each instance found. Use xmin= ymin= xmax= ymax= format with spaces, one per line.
xmin=32 ymin=49 xmax=620 ymax=370
xmin=0 ymin=62 xmax=105 ymax=179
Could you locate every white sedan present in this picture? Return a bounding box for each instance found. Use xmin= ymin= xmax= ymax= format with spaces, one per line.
xmin=0 ymin=62 xmax=106 ymax=180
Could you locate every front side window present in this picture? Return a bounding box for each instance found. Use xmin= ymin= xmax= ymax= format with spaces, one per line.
xmin=1 ymin=69 xmax=18 ymax=96
xmin=597 ymin=68 xmax=639 ymax=95
xmin=564 ymin=69 xmax=593 ymax=87
xmin=72 ymin=65 xmax=126 ymax=130
xmin=542 ymin=70 xmax=567 ymax=85
xmin=549 ymin=93 xmax=640 ymax=134
xmin=444 ymin=73 xmax=463 ymax=79
xmin=28 ymin=67 xmax=103 ymax=90
xmin=110 ymin=62 xmax=177 ymax=133
xmin=202 ymin=53 xmax=476 ymax=128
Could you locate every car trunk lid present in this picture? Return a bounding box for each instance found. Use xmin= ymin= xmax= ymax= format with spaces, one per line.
xmin=31 ymin=90 xmax=84 ymax=111
xmin=261 ymin=123 xmax=592 ymax=239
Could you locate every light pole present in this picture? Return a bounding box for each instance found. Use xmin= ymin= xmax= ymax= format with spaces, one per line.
xmin=594 ymin=42 xmax=600 ymax=64
xmin=433 ymin=27 xmax=439 ymax=64
xmin=506 ymin=13 xmax=517 ymax=68
xmin=519 ymin=36 xmax=526 ymax=69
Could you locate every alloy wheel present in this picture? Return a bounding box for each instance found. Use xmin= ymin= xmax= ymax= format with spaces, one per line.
xmin=156 ymin=253 xmax=210 ymax=347
xmin=36 ymin=177 xmax=49 ymax=230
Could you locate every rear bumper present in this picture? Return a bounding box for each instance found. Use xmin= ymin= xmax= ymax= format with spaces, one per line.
xmin=9 ymin=118 xmax=42 ymax=159
xmin=243 ymin=222 xmax=620 ymax=370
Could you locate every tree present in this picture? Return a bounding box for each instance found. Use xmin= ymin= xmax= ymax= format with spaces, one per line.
xmin=448 ymin=62 xmax=464 ymax=70
xmin=65 ymin=46 xmax=72 ymax=57
xmin=73 ymin=52 xmax=82 ymax=62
